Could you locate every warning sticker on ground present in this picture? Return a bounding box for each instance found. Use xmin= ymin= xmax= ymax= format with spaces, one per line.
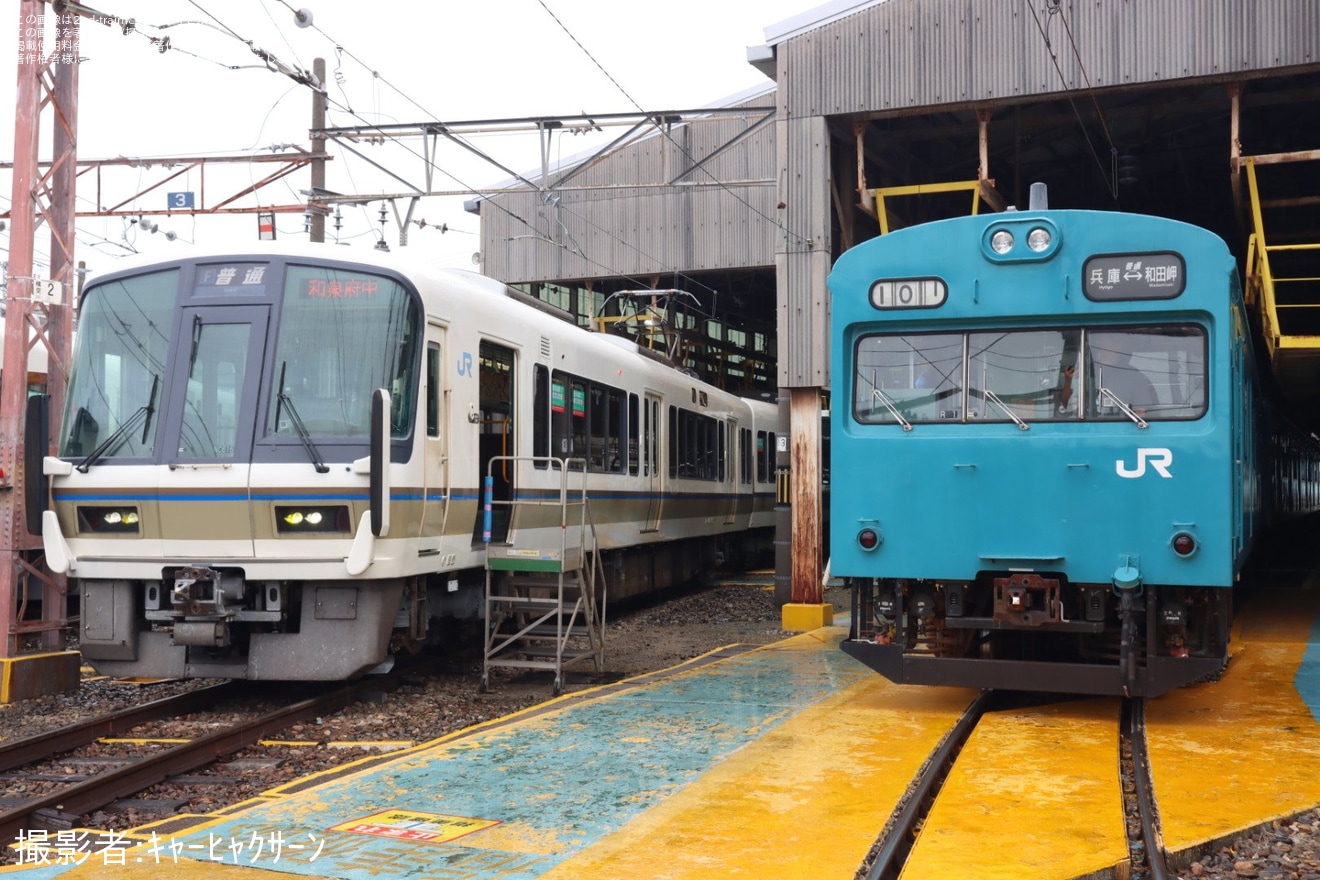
xmin=330 ymin=810 xmax=501 ymax=844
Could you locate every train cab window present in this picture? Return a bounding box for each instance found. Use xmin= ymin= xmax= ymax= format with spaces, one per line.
xmin=1086 ymin=326 xmax=1206 ymax=421
xmin=176 ymin=323 xmax=249 ymax=460
xmin=854 ymin=332 xmax=964 ymax=425
xmin=852 ymin=325 xmax=1207 ymax=427
xmin=268 ymin=266 xmax=419 ymax=439
xmin=61 ymin=268 xmax=180 ymax=459
xmin=967 ymin=329 xmax=1082 ymax=423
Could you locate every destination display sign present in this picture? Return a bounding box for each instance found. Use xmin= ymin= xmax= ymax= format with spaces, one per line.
xmin=193 ymin=263 xmax=270 ymax=296
xmin=869 ymin=277 xmax=947 ymax=310
xmin=1083 ymin=252 xmax=1185 ymax=300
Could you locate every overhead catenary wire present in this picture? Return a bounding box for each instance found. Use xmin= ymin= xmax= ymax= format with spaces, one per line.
xmin=25 ymin=0 xmax=764 ymax=308
xmin=533 ymin=0 xmax=810 ymax=252
xmin=261 ymin=0 xmax=729 ymax=301
xmin=1025 ymin=0 xmax=1119 ymax=201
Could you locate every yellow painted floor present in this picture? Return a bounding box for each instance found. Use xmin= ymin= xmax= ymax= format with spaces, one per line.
xmin=899 ymin=698 xmax=1128 ymax=880
xmin=1148 ymin=587 xmax=1320 ymax=855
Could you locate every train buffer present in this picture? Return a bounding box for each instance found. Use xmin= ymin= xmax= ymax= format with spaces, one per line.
xmin=481 ymin=456 xmax=606 ymax=695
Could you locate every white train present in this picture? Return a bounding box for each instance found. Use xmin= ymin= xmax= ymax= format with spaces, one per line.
xmin=36 ymin=244 xmax=778 ymax=680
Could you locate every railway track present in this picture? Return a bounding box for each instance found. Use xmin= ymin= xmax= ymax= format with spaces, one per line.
xmin=0 ymin=671 xmax=424 ymax=847
xmin=860 ymin=691 xmax=994 ymax=879
xmin=858 ymin=693 xmax=1171 ymax=880
xmin=1122 ymin=698 xmax=1171 ymax=880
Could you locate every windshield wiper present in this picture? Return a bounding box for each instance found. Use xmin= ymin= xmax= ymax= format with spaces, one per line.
xmin=1099 ymin=387 xmax=1149 ymax=429
xmin=871 ymin=388 xmax=912 ymax=431
xmin=76 ymin=375 xmax=160 ymax=472
xmin=275 ymin=362 xmax=330 ymax=473
xmin=983 ymin=388 xmax=1029 ymax=430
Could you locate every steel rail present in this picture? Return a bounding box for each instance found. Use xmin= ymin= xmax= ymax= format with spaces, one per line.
xmin=1128 ymin=697 xmax=1172 ymax=880
xmin=0 ymin=682 xmax=235 ymax=773
xmin=0 ymin=677 xmax=392 ymax=847
xmin=863 ymin=690 xmax=994 ymax=880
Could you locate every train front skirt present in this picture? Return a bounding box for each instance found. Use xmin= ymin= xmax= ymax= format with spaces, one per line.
xmin=840 ymin=639 xmax=1228 ymax=697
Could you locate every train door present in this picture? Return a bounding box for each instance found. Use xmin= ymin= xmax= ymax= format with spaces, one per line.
xmin=160 ymin=304 xmax=270 ymax=553
xmin=472 ymin=341 xmax=515 ymax=543
xmin=1231 ymin=320 xmax=1247 ymax=557
xmin=643 ymin=392 xmax=662 ymax=531
xmin=421 ymin=324 xmax=449 ymax=541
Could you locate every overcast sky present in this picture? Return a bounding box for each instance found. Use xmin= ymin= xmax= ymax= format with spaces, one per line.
xmin=2 ymin=0 xmax=818 ymax=279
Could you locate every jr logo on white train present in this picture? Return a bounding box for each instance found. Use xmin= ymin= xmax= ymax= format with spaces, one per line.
xmin=1115 ymin=447 xmax=1173 ymax=479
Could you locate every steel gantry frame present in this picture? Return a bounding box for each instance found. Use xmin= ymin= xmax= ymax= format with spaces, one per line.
xmin=0 ymin=149 xmax=330 ymax=222
xmin=1 ymin=2 xmax=333 ymax=700
xmin=2 ymin=0 xmax=82 ymax=694
xmin=308 ymin=107 xmax=777 ymax=246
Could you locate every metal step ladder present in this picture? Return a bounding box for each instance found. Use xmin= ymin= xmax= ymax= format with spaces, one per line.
xmin=481 ymin=456 xmax=607 ymax=695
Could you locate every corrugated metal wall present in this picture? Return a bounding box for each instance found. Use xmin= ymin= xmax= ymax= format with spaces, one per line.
xmin=776 ymin=113 xmax=833 ymax=389
xmin=480 ymin=96 xmax=778 ymax=284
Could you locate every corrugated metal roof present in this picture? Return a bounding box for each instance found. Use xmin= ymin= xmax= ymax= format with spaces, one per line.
xmin=771 ymin=0 xmax=1320 ymax=117
xmin=761 ymin=0 xmax=888 ymax=47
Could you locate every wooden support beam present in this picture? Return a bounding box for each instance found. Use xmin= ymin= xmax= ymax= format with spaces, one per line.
xmin=789 ymin=388 xmax=822 ymax=605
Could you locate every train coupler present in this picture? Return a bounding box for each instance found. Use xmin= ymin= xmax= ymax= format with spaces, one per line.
xmin=992 ymin=573 xmax=1063 ymax=625
xmin=170 ymin=565 xmax=243 ymax=617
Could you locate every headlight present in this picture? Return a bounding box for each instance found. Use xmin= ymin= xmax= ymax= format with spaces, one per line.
xmin=990 ymin=230 xmax=1015 ymax=254
xmin=275 ymin=505 xmax=350 ymax=533
xmin=1027 ymin=227 xmax=1052 ymax=251
xmin=77 ymin=506 xmax=141 ymax=534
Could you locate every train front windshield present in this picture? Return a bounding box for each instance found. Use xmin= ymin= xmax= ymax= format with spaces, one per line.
xmin=853 ymin=325 xmax=1207 ymax=425
xmin=60 ymin=262 xmax=421 ymax=462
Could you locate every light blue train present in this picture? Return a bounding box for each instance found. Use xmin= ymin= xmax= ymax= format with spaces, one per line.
xmin=829 ymin=193 xmax=1320 ymax=696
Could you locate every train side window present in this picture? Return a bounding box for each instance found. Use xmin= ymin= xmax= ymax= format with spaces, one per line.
xmin=550 ymin=372 xmax=572 ymax=465
xmin=607 ymin=386 xmax=625 ymax=472
xmin=642 ymin=398 xmax=651 ymax=476
xmin=628 ymin=393 xmax=639 ymax=475
xmin=756 ymin=430 xmax=768 ymax=483
xmin=533 ymin=365 xmax=549 ymax=467
xmin=586 ymin=384 xmax=604 ymax=470
xmin=427 ymin=343 xmax=440 ymax=438
xmin=718 ymin=421 xmax=727 ymax=482
xmin=740 ymin=427 xmax=752 ymax=485
xmin=668 ymin=405 xmax=678 ymax=478
xmin=571 ymin=381 xmax=588 ymax=465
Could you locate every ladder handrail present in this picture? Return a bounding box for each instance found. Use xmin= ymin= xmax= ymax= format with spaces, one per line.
xmin=1244 ymin=154 xmax=1320 ymax=359
xmin=480 ymin=456 xmax=607 ymax=693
